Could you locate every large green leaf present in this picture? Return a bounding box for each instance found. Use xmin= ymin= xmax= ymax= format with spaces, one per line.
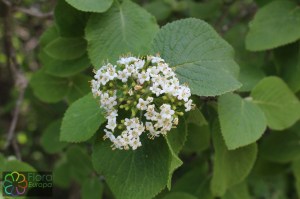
xmin=40 ymin=51 xmax=90 ymax=77
xmin=144 ymin=1 xmax=171 ymax=21
xmin=60 ymin=93 xmax=105 ymax=142
xmin=172 ymin=168 xmax=213 ymax=199
xmin=45 ymin=37 xmax=87 ymax=60
xmin=81 ymin=177 xmax=103 ymax=199
xmin=3 ymin=160 xmax=36 ymax=172
xmin=223 ymin=23 xmax=265 ymax=92
xmin=211 ymin=123 xmax=257 ymax=197
xmin=165 ymin=119 xmax=187 ymax=188
xmin=162 ymin=192 xmax=198 ymax=199
xmin=260 ymin=130 xmax=300 ymax=163
xmin=218 ymin=93 xmax=267 ymax=149
xmin=54 ymin=0 xmax=88 ymax=37
xmin=166 ymin=118 xmax=187 ymax=154
xmin=183 ymin=124 xmax=210 ymax=153
xmin=66 ymin=0 xmax=113 ymax=13
xmin=151 ymin=18 xmax=242 ymax=96
xmin=66 ymin=74 xmax=91 ymax=103
xmin=86 ymin=0 xmax=159 ymax=67
xmin=53 ymin=158 xmax=72 ymax=188
xmin=66 ymin=146 xmax=94 ymax=183
xmin=92 ymin=136 xmax=170 ymax=199
xmin=39 ymin=26 xmax=59 ymax=48
xmin=41 ymin=120 xmax=68 ymax=154
xmin=246 ymin=0 xmax=300 ymax=51
xmin=30 ymin=70 xmax=69 ymax=103
xmin=274 ymin=42 xmax=300 ymax=93
xmin=30 ymin=70 xmax=91 ymax=103
xmin=39 ymin=26 xmax=90 ymax=77
xmin=222 ymin=182 xmax=251 ymax=199
xmin=251 ymin=77 xmax=300 ymax=130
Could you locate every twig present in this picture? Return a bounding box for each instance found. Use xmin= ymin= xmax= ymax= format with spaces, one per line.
xmin=2 ymin=1 xmax=28 ymax=160
xmin=1 ymin=0 xmax=11 ymax=6
xmin=15 ymin=7 xmax=53 ymax=18
xmin=1 ymin=0 xmax=53 ymax=18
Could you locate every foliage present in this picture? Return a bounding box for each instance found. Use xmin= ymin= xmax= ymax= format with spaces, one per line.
xmin=1 ymin=0 xmax=300 ymax=198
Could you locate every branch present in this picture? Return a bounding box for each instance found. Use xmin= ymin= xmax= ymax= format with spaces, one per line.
xmin=2 ymin=2 xmax=28 ymax=160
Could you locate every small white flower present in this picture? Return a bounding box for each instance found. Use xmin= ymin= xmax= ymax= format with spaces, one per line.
xmin=106 ymin=117 xmax=117 ymax=131
xmin=144 ymin=105 xmax=158 ymax=121
xmin=184 ymin=99 xmax=193 ymax=112
xmin=134 ymin=59 xmax=145 ymax=70
xmin=117 ymin=56 xmax=138 ymax=65
xmin=118 ymin=69 xmax=130 ymax=82
xmin=160 ymin=104 xmax=175 ymax=119
xmin=137 ymin=71 xmax=150 ymax=84
xmin=136 ymin=98 xmax=149 ymax=110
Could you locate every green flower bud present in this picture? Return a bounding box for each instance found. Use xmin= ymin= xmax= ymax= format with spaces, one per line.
xmin=177 ymin=112 xmax=184 ymax=116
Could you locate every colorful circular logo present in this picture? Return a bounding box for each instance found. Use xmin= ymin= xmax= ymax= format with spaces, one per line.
xmin=3 ymin=171 xmax=28 ymax=196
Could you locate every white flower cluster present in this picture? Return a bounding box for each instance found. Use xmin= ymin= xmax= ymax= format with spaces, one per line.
xmin=91 ymin=55 xmax=194 ymax=150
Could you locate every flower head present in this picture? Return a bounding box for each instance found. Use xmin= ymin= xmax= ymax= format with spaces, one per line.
xmin=92 ymin=55 xmax=194 ymax=150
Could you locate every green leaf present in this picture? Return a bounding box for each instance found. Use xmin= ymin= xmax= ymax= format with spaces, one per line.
xmin=292 ymin=159 xmax=300 ymax=197
xmin=218 ymin=93 xmax=267 ymax=149
xmin=144 ymin=1 xmax=171 ymax=21
xmin=30 ymin=70 xmax=69 ymax=103
xmin=66 ymin=74 xmax=91 ymax=103
xmin=251 ymin=76 xmax=300 ymax=130
xmin=166 ymin=118 xmax=187 ymax=154
xmin=223 ymin=23 xmax=265 ymax=92
xmin=66 ymin=0 xmax=113 ymax=13
xmin=4 ymin=160 xmax=36 ymax=172
xmin=186 ymin=108 xmax=207 ymax=126
xmin=40 ymin=52 xmax=90 ymax=77
xmin=222 ymin=182 xmax=251 ymax=199
xmin=167 ymin=147 xmax=183 ymax=190
xmin=248 ymin=174 xmax=289 ymax=199
xmin=165 ymin=119 xmax=187 ymax=188
xmin=86 ymin=0 xmax=159 ymax=67
xmin=39 ymin=26 xmax=59 ymax=48
xmin=41 ymin=120 xmax=68 ymax=154
xmin=45 ymin=37 xmax=87 ymax=60
xmin=53 ymin=158 xmax=72 ymax=188
xmin=67 ymin=146 xmax=94 ymax=182
xmin=39 ymin=26 xmax=90 ymax=77
xmin=183 ymin=124 xmax=210 ymax=153
xmin=60 ymin=93 xmax=105 ymax=142
xmin=274 ymin=42 xmax=300 ymax=93
xmin=92 ymin=136 xmax=170 ymax=199
xmin=238 ymin=65 xmax=265 ymax=92
xmin=260 ymin=130 xmax=300 ymax=163
xmin=54 ymin=0 xmax=88 ymax=37
xmin=211 ymin=123 xmax=257 ymax=197
xmin=187 ymin=0 xmax=222 ymax=20
xmin=172 ymin=168 xmax=213 ymax=199
xmin=81 ymin=177 xmax=103 ymax=199
xmin=246 ymin=0 xmax=300 ymax=51
xmin=152 ymin=18 xmax=242 ymax=96
xmin=162 ymin=192 xmax=198 ymax=199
